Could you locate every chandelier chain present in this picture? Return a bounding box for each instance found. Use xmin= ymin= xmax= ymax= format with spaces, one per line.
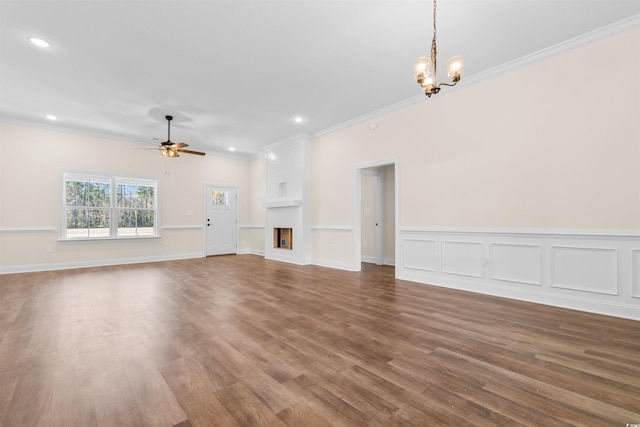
xmin=431 ymin=0 xmax=438 ymax=83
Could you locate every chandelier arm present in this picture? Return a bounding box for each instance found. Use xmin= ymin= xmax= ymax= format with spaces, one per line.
xmin=438 ymin=81 xmax=459 ymax=88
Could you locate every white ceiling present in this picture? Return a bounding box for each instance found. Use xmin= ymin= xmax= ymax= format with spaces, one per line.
xmin=1 ymin=0 xmax=639 ymax=158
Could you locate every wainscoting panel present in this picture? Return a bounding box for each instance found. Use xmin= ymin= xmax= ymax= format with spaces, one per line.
xmin=398 ymin=229 xmax=640 ymax=320
xmin=550 ymin=246 xmax=618 ymax=295
xmin=490 ymin=243 xmax=542 ymax=285
xmin=441 ymin=241 xmax=484 ymax=278
xmin=402 ymin=239 xmax=437 ymax=272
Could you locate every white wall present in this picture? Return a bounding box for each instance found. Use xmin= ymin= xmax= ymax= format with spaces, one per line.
xmin=309 ymin=27 xmax=640 ymax=319
xmin=239 ymin=156 xmax=266 ymax=255
xmin=0 ymin=123 xmax=253 ymax=272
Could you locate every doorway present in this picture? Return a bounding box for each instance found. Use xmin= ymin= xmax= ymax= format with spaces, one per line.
xmin=204 ymin=185 xmax=238 ymax=256
xmin=353 ymin=160 xmax=398 ymax=272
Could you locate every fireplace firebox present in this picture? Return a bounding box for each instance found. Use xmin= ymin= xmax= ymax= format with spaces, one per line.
xmin=274 ymin=228 xmax=292 ymax=250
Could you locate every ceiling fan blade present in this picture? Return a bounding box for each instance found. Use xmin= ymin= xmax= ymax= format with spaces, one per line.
xmin=174 ymin=142 xmax=189 ymax=149
xmin=178 ymin=149 xmax=206 ymax=156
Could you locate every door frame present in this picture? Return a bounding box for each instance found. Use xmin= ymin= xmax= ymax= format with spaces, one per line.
xmin=202 ymin=184 xmax=239 ymax=256
xmin=352 ymin=158 xmax=399 ymax=273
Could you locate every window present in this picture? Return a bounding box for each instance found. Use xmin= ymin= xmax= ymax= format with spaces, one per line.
xmin=211 ymin=190 xmax=230 ymax=206
xmin=62 ymin=172 xmax=158 ymax=239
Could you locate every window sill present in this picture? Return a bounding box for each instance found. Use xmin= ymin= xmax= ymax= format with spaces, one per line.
xmin=57 ymin=236 xmax=162 ymax=243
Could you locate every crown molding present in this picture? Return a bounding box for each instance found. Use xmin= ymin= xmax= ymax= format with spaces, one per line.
xmin=0 ymin=116 xmax=254 ymax=161
xmin=312 ymin=14 xmax=640 ymax=140
xmin=262 ymin=132 xmax=312 ymax=153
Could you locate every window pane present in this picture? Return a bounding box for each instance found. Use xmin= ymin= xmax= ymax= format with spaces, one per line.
xmin=117 ymin=209 xmax=155 ymax=237
xmin=89 ymin=209 xmax=110 ymax=237
xmin=117 ymin=184 xmax=155 ymax=209
xmin=66 ymin=181 xmax=88 ymax=207
xmin=137 ymin=210 xmax=155 ymax=235
xmin=66 ymin=209 xmax=89 ymax=238
xmin=137 ymin=186 xmax=155 ymax=209
xmin=212 ymin=190 xmax=229 ymax=206
xmin=89 ymin=182 xmax=111 ymax=207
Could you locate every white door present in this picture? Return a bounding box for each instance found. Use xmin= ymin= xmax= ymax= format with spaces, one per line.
xmin=361 ymin=171 xmax=384 ymax=265
xmin=205 ymin=185 xmax=237 ymax=256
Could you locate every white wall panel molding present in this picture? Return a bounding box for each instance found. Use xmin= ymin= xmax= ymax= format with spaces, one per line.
xmin=632 ymin=249 xmax=640 ymax=299
xmin=400 ymin=227 xmax=640 ymax=239
xmin=0 ymin=227 xmax=57 ymax=233
xmin=398 ymin=229 xmax=639 ymax=320
xmin=161 ymin=225 xmax=203 ymax=230
xmin=441 ymin=240 xmax=484 ymax=278
xmin=239 ymin=225 xmax=265 ymax=229
xmin=550 ymin=246 xmax=618 ymax=295
xmin=490 ymin=243 xmax=542 ymax=286
xmin=402 ymin=239 xmax=437 ymax=272
xmin=311 ymin=226 xmax=353 ymax=232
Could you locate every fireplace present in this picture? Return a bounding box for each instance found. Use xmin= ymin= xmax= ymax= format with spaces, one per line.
xmin=264 ymin=135 xmax=311 ymax=265
xmin=274 ymin=228 xmax=292 ymax=250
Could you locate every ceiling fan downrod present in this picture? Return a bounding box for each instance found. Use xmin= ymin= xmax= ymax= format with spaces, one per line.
xmin=165 ymin=115 xmax=173 ymax=142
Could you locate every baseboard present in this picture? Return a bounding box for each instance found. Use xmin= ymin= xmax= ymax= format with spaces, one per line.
xmin=0 ymin=252 xmax=204 ymax=275
xmin=312 ymin=258 xmax=357 ymax=272
xmin=237 ymin=249 xmax=265 ymax=256
xmin=399 ymin=270 xmax=639 ymax=321
xmin=362 ymin=256 xmax=396 ymax=267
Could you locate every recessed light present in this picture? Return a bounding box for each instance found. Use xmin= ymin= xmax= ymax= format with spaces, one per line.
xmin=229 ymin=147 xmax=235 ymax=152
xmin=293 ymin=116 xmax=304 ymax=123
xmin=46 ymin=115 xmax=57 ymax=121
xmin=28 ymin=37 xmax=51 ymax=48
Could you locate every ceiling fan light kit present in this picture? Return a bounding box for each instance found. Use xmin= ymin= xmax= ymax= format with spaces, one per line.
xmin=414 ymin=0 xmax=464 ymax=97
xmin=157 ymin=115 xmax=205 ymax=158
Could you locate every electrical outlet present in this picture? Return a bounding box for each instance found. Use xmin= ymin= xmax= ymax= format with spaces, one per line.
xmin=47 ymin=245 xmax=54 ymax=253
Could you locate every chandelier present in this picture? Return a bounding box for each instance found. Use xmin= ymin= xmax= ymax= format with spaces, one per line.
xmin=413 ymin=0 xmax=464 ymax=97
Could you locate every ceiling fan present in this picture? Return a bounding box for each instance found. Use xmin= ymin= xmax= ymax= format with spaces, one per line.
xmin=155 ymin=115 xmax=205 ymax=158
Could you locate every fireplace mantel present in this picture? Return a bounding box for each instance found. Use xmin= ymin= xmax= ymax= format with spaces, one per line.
xmin=264 ymin=200 xmax=302 ymax=208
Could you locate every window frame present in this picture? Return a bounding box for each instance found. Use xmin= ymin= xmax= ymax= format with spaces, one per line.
xmin=60 ymin=171 xmax=160 ymax=241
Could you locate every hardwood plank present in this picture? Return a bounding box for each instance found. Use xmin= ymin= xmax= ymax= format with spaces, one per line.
xmin=0 ymin=255 xmax=638 ymax=426
xmin=160 ymin=357 xmax=239 ymax=427
xmin=276 ymin=402 xmax=332 ymax=427
xmin=286 ymin=374 xmax=370 ymax=426
xmin=50 ymin=366 xmax=97 ymax=427
xmin=0 ymin=357 xmax=56 ymax=426
xmin=118 ymin=343 xmax=188 ymax=426
xmin=92 ymin=366 xmax=146 ymax=427
xmin=215 ymin=382 xmax=287 ymax=427
xmin=207 ymin=334 xmax=300 ymax=413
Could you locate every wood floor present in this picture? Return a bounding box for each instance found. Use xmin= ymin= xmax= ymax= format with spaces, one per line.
xmin=0 ymin=255 xmax=638 ymax=426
